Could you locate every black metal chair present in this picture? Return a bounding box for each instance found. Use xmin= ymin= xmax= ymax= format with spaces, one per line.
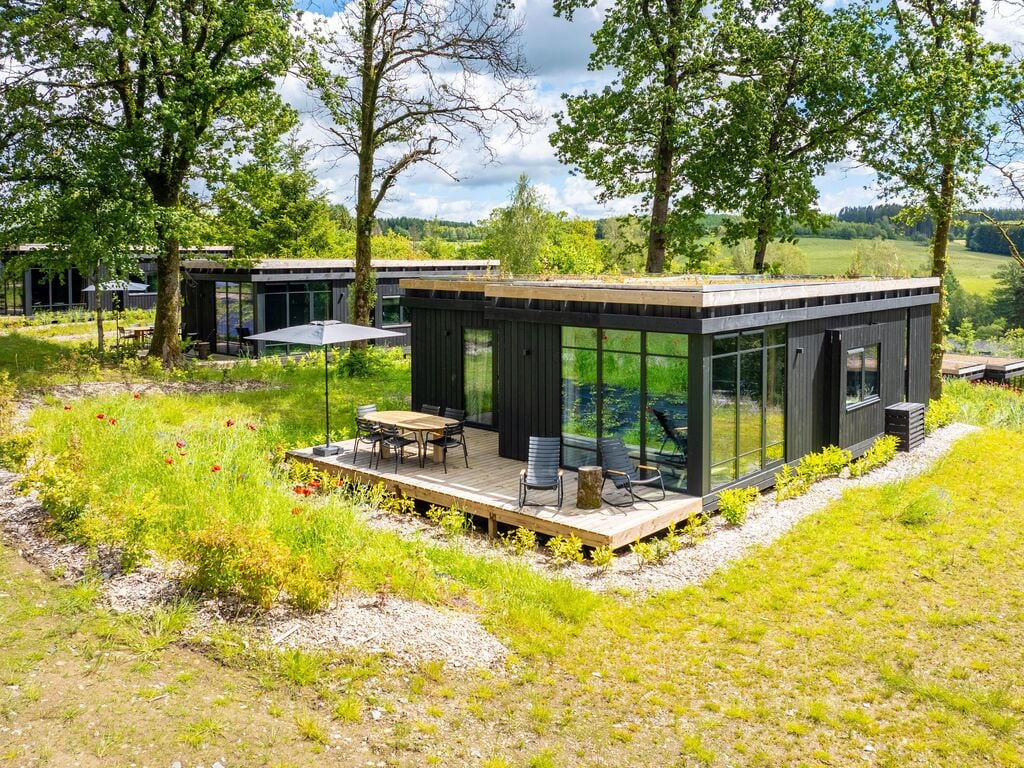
xmin=598 ymin=437 xmax=665 ymax=507
xmin=443 ymin=407 xmax=465 ymax=421
xmin=376 ymin=423 xmax=421 ymax=473
xmin=519 ymin=436 xmax=564 ymax=508
xmin=352 ymin=404 xmax=380 ymax=466
xmin=419 ymin=404 xmax=441 ymax=416
xmin=425 ymin=421 xmax=469 ymax=473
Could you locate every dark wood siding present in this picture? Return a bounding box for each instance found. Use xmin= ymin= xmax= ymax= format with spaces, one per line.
xmin=787 ymin=309 xmax=910 ymax=458
xmin=182 ymin=280 xmax=217 ymax=344
xmin=495 ymin=320 xmax=561 ymax=461
xmin=908 ymin=305 xmax=932 ymax=404
xmin=408 ymin=304 xmax=496 ymax=421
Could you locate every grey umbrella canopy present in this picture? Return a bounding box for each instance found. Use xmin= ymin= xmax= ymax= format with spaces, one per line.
xmin=246 ymin=321 xmax=404 ymax=456
xmin=82 ymin=280 xmax=150 ymax=293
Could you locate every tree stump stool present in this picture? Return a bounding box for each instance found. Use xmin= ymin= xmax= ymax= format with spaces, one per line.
xmin=577 ymin=466 xmax=603 ymax=509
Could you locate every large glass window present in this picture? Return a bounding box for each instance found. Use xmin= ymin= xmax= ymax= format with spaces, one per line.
xmin=561 ymin=328 xmax=689 ymax=490
xmin=262 ymin=281 xmax=331 ymax=354
xmin=29 ymin=268 xmax=81 ymax=311
xmin=846 ymin=344 xmax=880 ymax=408
xmin=381 ymin=296 xmax=407 ymax=327
xmin=463 ymin=329 xmax=494 ymax=426
xmin=214 ymin=281 xmax=255 ymax=355
xmin=711 ymin=328 xmax=787 ymax=489
xmin=0 ymin=262 xmax=25 ymax=315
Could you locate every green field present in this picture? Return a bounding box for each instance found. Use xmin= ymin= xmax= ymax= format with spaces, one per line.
xmin=791 ymin=237 xmax=1011 ymax=295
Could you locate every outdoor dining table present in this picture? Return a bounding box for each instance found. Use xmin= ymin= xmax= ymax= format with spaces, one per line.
xmin=367 ymin=410 xmax=459 ymax=464
xmin=127 ymin=325 xmax=155 ymax=343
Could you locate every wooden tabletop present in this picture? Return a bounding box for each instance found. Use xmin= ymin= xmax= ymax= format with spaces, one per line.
xmin=368 ymin=410 xmax=458 ymax=432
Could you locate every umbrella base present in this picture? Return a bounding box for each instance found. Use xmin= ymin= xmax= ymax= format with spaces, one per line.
xmin=312 ymin=444 xmax=341 ymax=457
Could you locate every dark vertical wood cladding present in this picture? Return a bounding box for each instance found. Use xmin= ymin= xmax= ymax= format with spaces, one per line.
xmin=907 ymin=305 xmax=932 ymax=404
xmin=496 ymin=320 xmax=561 ymax=461
xmin=787 ymin=309 xmax=910 ymax=459
xmin=409 ymin=303 xmax=495 ymax=422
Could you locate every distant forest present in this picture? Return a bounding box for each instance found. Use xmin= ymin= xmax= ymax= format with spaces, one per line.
xmin=374 ymin=206 xmax=1024 ymax=255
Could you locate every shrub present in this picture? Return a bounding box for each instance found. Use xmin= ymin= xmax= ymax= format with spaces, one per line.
xmin=0 ymin=432 xmax=34 ymax=471
xmin=683 ymin=513 xmax=711 ymax=545
xmin=78 ymin=491 xmax=160 ymax=572
xmin=589 ymin=545 xmax=614 ymax=569
xmin=775 ymin=445 xmax=852 ymax=501
xmin=545 ymin=534 xmax=583 ymax=566
xmin=182 ymin=522 xmax=293 ymax=609
xmin=849 ymin=435 xmax=900 ymax=478
xmin=501 ymin=526 xmax=538 ymax=555
xmin=925 ymin=396 xmax=957 ymax=434
xmin=717 ymin=486 xmax=759 ymax=526
xmin=425 ymin=504 xmax=470 ymax=538
xmin=630 ymin=538 xmax=671 ymax=568
xmin=894 ymin=486 xmax=953 ymax=526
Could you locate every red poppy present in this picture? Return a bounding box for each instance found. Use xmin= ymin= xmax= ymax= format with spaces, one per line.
xmin=211 ymin=465 xmax=221 ymax=473
xmin=165 ymin=458 xmax=174 ymax=465
xmin=175 ymin=440 xmax=186 ymax=449
xmin=179 ymin=451 xmax=187 ymax=457
xmin=309 ymin=480 xmax=321 ymax=488
xmin=302 ymin=488 xmax=312 ymax=496
xmin=293 ymin=486 xmax=305 ymax=495
xmin=335 ymin=479 xmax=345 ymax=487
xmin=291 ymin=507 xmax=303 ymax=516
xmin=245 ymin=422 xmax=257 ymax=431
xmin=96 ymin=413 xmax=105 ymax=420
xmin=108 ymin=417 xmax=117 ymax=426
xmin=63 ymin=405 xmax=72 ymax=411
xmin=133 ymin=393 xmax=140 ymax=399
xmin=225 ymin=419 xmax=235 ymax=427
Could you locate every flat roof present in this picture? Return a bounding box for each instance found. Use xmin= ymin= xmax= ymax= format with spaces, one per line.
xmin=183 ymin=258 xmax=498 ymax=272
xmin=400 ymin=274 xmax=940 ymax=308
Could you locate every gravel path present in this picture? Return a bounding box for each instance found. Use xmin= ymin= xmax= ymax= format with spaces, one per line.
xmin=364 ymin=423 xmax=979 ymax=594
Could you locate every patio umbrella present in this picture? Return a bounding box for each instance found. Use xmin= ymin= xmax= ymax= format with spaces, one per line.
xmin=82 ymin=280 xmax=152 ymax=346
xmin=246 ymin=321 xmax=404 ymax=456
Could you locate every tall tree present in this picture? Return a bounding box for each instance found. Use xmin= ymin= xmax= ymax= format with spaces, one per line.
xmin=479 ymin=174 xmax=552 ymax=275
xmin=305 ymin=0 xmax=536 ymax=328
xmin=2 ymin=0 xmax=297 ymax=365
xmin=212 ymin=137 xmax=345 ymax=260
xmin=860 ymin=0 xmax=1013 ymax=398
xmin=550 ymin=0 xmax=724 ymax=273
xmin=693 ymin=0 xmax=879 ymax=272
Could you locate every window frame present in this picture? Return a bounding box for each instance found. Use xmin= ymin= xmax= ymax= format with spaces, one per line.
xmin=845 ymin=343 xmax=881 ymax=411
xmin=380 ymin=296 xmax=408 ymax=328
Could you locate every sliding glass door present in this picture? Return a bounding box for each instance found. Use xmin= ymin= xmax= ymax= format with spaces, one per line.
xmin=463 ymin=328 xmax=494 ymax=426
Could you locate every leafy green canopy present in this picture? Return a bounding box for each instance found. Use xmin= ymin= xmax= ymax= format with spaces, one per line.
xmin=1 ymin=0 xmax=299 ymax=363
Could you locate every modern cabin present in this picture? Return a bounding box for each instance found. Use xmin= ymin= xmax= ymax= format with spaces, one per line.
xmin=401 ymin=275 xmax=939 ymax=504
xmin=0 ymin=244 xmax=232 ymax=316
xmin=181 ymin=258 xmax=498 ymax=355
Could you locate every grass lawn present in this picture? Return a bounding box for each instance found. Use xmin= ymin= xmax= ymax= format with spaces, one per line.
xmin=792 ymin=237 xmax=1010 ymax=295
xmin=3 ymin=355 xmax=1024 ymax=765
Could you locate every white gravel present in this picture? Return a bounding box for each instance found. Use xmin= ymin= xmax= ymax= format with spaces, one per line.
xmin=363 ymin=423 xmax=979 ymax=594
xmin=565 ymin=422 xmax=980 ymax=592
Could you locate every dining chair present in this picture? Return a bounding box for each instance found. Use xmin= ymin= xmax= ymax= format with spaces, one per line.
xmin=352 ymin=404 xmax=381 ymax=465
xmin=425 ymin=421 xmax=469 ymax=473
xmin=443 ymin=407 xmax=465 ymax=422
xmin=376 ymin=424 xmax=421 ymax=473
xmin=419 ymin=404 xmax=441 ymax=416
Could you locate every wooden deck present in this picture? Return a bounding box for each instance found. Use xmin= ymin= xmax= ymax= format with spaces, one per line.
xmin=289 ymin=428 xmax=703 ymax=549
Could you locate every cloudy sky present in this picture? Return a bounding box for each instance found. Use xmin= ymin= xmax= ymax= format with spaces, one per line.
xmin=289 ymin=0 xmax=1024 ymax=224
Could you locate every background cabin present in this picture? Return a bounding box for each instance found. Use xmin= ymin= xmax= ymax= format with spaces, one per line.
xmin=181 ymin=258 xmax=498 ymax=355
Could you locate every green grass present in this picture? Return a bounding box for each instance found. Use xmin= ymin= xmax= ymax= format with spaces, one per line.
xmin=793 ymin=236 xmax=1009 ymax=294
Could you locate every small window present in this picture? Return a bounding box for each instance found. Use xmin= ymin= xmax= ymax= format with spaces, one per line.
xmin=381 ymin=296 xmax=406 ymax=326
xmin=846 ymin=344 xmax=880 ymax=408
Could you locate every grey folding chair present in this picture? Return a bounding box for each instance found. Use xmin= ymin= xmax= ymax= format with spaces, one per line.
xmin=598 ymin=437 xmax=665 ymax=507
xmin=519 ymin=436 xmax=564 ymax=508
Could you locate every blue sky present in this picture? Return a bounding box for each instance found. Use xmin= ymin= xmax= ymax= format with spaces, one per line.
xmin=290 ymin=0 xmax=1023 ymax=223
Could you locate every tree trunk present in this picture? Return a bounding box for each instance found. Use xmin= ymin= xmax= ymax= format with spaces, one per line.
xmin=148 ymin=210 xmax=183 ymax=367
xmin=351 ymin=0 xmax=377 ymax=336
xmin=646 ymin=0 xmax=681 ymax=275
xmin=929 ymin=162 xmax=956 ymax=400
xmin=752 ymin=225 xmax=771 ymax=273
xmin=95 ymin=303 xmax=105 ymax=354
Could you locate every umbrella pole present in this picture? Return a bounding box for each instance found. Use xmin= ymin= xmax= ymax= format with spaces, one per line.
xmin=314 ymin=346 xmax=339 ymax=457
